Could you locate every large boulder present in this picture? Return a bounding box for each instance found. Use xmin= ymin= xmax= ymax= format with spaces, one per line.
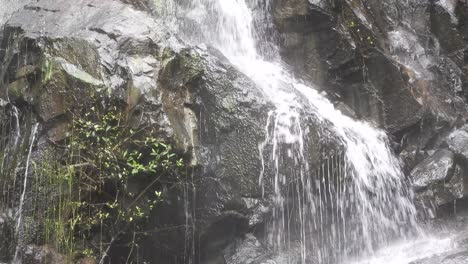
xmin=156 ymin=46 xmax=275 ymax=262
xmin=412 ymin=127 xmax=468 ymax=217
xmin=447 ymin=125 xmax=468 ymax=159
xmin=411 ymin=149 xmax=455 ymax=191
xmin=416 ymin=164 xmax=464 ymax=217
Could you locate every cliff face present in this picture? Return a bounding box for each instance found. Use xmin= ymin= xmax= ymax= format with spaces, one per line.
xmin=273 ymin=0 xmax=467 ymax=127
xmin=0 ymin=1 xmax=277 ymax=262
xmin=272 ymin=0 xmax=468 ymax=212
xmin=1 ymin=0 xmax=468 ymax=263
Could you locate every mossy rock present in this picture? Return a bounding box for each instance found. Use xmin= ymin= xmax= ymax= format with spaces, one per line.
xmin=7 ymin=78 xmax=30 ymax=102
xmin=36 ymin=54 xmax=104 ymax=122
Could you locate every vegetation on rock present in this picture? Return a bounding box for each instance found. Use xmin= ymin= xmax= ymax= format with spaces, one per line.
xmin=33 ymin=92 xmax=185 ymax=263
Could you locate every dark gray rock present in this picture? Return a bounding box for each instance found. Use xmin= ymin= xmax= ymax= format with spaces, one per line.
xmin=241 ymin=198 xmax=270 ymax=227
xmin=21 ymin=245 xmax=66 ymax=264
xmin=158 ymin=46 xmax=272 ymax=218
xmin=411 ymin=149 xmax=455 ymax=191
xmin=271 ymin=0 xmax=467 ymax=139
xmin=416 ymin=164 xmax=464 ymax=218
xmin=223 ymin=234 xmax=268 ymax=264
xmin=411 ymin=147 xmax=468 ymax=218
xmin=0 ymin=211 xmax=15 ymax=263
xmin=223 ymin=234 xmax=305 ymax=264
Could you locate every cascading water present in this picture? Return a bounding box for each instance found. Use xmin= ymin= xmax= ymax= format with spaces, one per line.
xmin=160 ymin=0 xmax=422 ymax=263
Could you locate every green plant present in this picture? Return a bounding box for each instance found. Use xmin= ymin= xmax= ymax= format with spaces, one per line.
xmin=35 ymin=94 xmax=185 ymax=263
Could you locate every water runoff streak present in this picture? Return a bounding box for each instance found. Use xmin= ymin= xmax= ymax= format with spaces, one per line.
xmin=161 ymin=0 xmax=421 ymax=263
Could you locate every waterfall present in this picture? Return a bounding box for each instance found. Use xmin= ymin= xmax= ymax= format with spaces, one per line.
xmin=160 ymin=0 xmax=420 ymax=262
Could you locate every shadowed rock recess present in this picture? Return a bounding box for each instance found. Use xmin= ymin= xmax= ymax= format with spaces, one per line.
xmin=1 ymin=0 xmax=468 ymax=263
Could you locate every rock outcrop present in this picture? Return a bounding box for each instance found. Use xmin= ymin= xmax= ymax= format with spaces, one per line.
xmin=271 ymin=0 xmax=467 ymax=141
xmin=0 ymin=0 xmax=336 ymax=262
xmin=271 ymin=0 xmax=468 ymax=218
xmin=447 ymin=125 xmax=468 ymax=160
xmin=411 ymin=149 xmax=455 ymax=191
xmin=2 ymin=0 xmax=468 ymax=263
xmin=0 ymin=0 xmax=277 ymax=263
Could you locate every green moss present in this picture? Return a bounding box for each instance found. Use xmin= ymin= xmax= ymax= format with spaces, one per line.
xmin=160 ymin=47 xmax=176 ymax=66
xmin=342 ymin=7 xmax=376 ymax=48
xmin=54 ymin=57 xmax=103 ymax=86
xmin=15 ymin=65 xmax=38 ymax=79
xmin=7 ymin=78 xmax=28 ymax=100
xmin=180 ymin=50 xmax=204 ymax=82
xmin=41 ymin=58 xmax=56 ymax=83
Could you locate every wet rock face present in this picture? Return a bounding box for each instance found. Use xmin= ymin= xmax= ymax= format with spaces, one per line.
xmin=120 ymin=0 xmax=151 ymax=11
xmin=410 ymin=231 xmax=468 ymax=264
xmin=0 ymin=213 xmax=15 ymax=263
xmin=411 ymin=149 xmax=455 ymax=191
xmin=271 ymin=0 xmax=467 ymax=134
xmin=412 ymin=125 xmax=468 ymax=217
xmin=447 ymin=125 xmax=468 ymax=159
xmin=21 ymin=245 xmax=66 ymax=264
xmin=223 ymin=233 xmax=304 ymax=264
xmin=1 ymin=0 xmax=468 ymax=263
xmin=160 ymin=47 xmax=271 ymax=199
xmin=0 ymin=0 xmax=279 ymax=262
xmin=272 ymin=0 xmax=468 ymax=219
xmin=445 ymin=125 xmax=468 ymax=197
xmin=157 ymin=47 xmax=276 ymax=263
xmin=223 ymin=234 xmax=269 ymax=264
xmin=2 ymin=0 xmax=338 ymax=262
xmin=415 ymin=163 xmax=464 ymax=217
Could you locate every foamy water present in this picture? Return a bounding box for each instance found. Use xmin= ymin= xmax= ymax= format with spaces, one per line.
xmin=349 ymin=235 xmax=455 ymax=264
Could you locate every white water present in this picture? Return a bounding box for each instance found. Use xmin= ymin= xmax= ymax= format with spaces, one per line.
xmin=1 ymin=106 xmax=21 ymax=183
xmin=161 ymin=0 xmax=427 ymax=263
xmin=350 ymin=235 xmax=456 ymax=264
xmin=13 ymin=122 xmax=39 ymax=262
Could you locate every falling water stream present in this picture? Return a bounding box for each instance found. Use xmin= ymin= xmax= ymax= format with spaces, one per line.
xmin=13 ymin=123 xmax=39 ymax=263
xmin=159 ymin=0 xmax=460 ymax=263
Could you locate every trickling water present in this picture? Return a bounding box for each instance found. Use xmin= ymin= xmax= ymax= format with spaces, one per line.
xmin=13 ymin=123 xmax=38 ymax=262
xmin=10 ymin=107 xmax=20 ymax=153
xmin=161 ymin=0 xmax=420 ymax=263
xmin=1 ymin=106 xmax=21 ymax=181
